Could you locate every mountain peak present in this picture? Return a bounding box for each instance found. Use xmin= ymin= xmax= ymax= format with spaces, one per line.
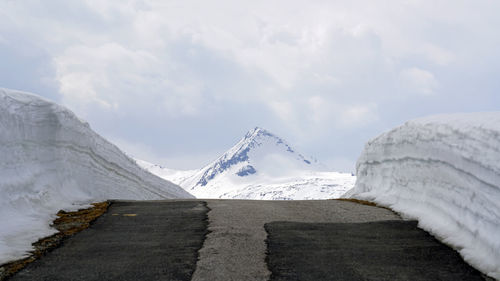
xmin=241 ymin=127 xmax=295 ymax=155
xmin=244 ymin=127 xmax=273 ymax=140
xmin=191 ymin=127 xmax=322 ymax=187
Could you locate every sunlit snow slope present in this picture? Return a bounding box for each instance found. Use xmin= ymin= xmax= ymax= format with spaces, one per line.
xmin=346 ymin=113 xmax=500 ymax=280
xmin=139 ymin=127 xmax=355 ymax=199
xmin=0 ymin=88 xmax=192 ymax=265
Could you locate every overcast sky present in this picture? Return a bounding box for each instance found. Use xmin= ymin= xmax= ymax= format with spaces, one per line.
xmin=1 ymin=0 xmax=499 ymax=172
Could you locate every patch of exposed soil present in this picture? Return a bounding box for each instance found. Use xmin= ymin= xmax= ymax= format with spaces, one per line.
xmin=0 ymin=202 xmax=109 ymax=281
xmin=336 ymin=198 xmax=384 ymax=208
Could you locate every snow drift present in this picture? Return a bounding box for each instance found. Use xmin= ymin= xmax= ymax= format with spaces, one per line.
xmin=139 ymin=127 xmax=355 ymax=199
xmin=347 ymin=113 xmax=500 ymax=279
xmin=0 ymin=88 xmax=192 ymax=265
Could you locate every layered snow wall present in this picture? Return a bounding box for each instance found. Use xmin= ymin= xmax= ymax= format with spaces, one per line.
xmin=348 ymin=113 xmax=500 ymax=279
xmin=0 ymin=88 xmax=192 ymax=264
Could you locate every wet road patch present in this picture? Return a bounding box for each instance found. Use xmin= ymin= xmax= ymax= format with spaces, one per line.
xmin=265 ymin=220 xmax=484 ymax=281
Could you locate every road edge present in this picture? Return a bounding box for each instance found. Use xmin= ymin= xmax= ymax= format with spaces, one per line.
xmin=0 ymin=201 xmax=110 ymax=281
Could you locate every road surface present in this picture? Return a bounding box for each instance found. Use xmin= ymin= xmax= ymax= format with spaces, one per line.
xmin=10 ymin=200 xmax=485 ymax=281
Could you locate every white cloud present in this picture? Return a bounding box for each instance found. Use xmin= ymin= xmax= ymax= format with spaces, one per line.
xmin=111 ymin=136 xmax=222 ymax=169
xmin=42 ymin=0 xmax=454 ymax=116
xmin=421 ymin=43 xmax=455 ymax=66
xmin=267 ymin=94 xmax=379 ymax=136
xmin=307 ymin=96 xmax=328 ymax=124
xmin=338 ymin=104 xmax=379 ymax=128
xmin=54 ymin=42 xmax=208 ymax=117
xmin=399 ymin=67 xmax=438 ymax=96
xmin=1 ymin=0 xmax=500 ymax=169
xmin=57 ymin=71 xmax=115 ymax=109
xmin=268 ymin=100 xmax=294 ymax=122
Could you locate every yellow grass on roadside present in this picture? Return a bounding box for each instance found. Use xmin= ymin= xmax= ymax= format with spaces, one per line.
xmin=0 ymin=202 xmax=110 ymax=281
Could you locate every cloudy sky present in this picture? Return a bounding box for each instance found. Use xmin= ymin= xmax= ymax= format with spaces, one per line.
xmin=1 ymin=0 xmax=499 ymax=172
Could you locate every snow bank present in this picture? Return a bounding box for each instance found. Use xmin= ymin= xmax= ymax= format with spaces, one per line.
xmin=0 ymin=88 xmax=192 ymax=265
xmin=348 ymin=113 xmax=500 ymax=279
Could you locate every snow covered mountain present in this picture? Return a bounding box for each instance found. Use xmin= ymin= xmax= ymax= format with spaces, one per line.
xmin=346 ymin=113 xmax=500 ymax=279
xmin=184 ymin=127 xmax=324 ymax=186
xmin=0 ymin=88 xmax=192 ymax=265
xmin=139 ymin=127 xmax=355 ymax=199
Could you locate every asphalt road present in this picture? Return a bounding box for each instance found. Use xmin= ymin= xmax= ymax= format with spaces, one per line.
xmin=10 ymin=200 xmax=486 ymax=281
xmin=266 ymin=221 xmax=484 ymax=281
xmin=10 ymin=201 xmax=209 ymax=281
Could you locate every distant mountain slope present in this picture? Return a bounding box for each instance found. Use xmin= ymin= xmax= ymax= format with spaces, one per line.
xmin=139 ymin=127 xmax=355 ymax=199
xmin=0 ymin=88 xmax=192 ymax=265
xmin=134 ymin=159 xmax=197 ymax=186
xmin=184 ymin=127 xmax=325 ymax=187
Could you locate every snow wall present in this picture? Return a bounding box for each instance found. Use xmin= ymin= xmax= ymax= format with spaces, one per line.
xmin=347 ymin=113 xmax=500 ymax=279
xmin=0 ymin=88 xmax=193 ymax=264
